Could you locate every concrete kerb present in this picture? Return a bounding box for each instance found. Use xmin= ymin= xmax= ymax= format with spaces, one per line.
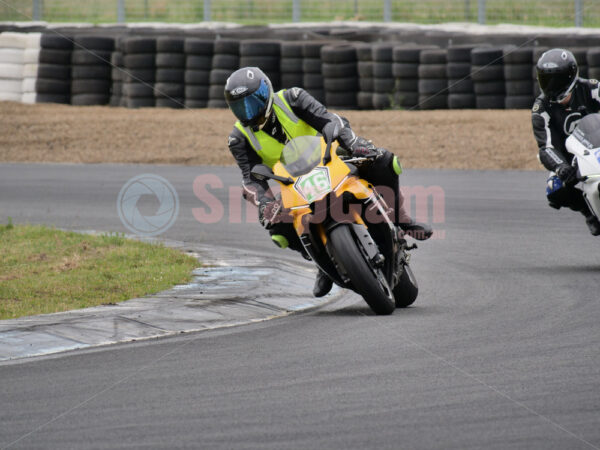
xmin=0 ymin=232 xmax=343 ymax=362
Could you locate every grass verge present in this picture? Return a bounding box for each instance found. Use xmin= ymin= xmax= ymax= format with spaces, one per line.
xmin=0 ymin=222 xmax=198 ymax=320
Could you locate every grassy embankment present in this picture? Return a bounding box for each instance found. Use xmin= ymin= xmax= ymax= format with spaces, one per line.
xmin=0 ymin=0 xmax=596 ymax=26
xmin=0 ymin=220 xmax=198 ymax=320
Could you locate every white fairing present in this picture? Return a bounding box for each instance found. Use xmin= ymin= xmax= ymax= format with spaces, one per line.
xmin=566 ymin=134 xmax=600 ymax=219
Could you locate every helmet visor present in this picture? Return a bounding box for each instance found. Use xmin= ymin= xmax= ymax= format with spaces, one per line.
xmin=228 ymin=79 xmax=270 ymax=126
xmin=538 ymin=70 xmax=575 ymax=101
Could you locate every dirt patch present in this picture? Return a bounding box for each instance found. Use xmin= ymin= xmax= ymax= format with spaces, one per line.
xmin=0 ymin=102 xmax=541 ymax=170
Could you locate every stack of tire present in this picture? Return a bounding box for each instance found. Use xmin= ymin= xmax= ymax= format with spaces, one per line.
xmin=122 ymin=36 xmax=156 ymax=108
xmin=280 ymin=42 xmax=304 ymax=90
xmin=70 ymin=35 xmax=114 ymax=105
xmin=0 ymin=32 xmax=26 ymax=103
xmin=446 ymin=45 xmax=476 ymax=109
xmin=240 ymin=40 xmax=280 ymax=91
xmin=21 ymin=34 xmax=40 ymax=104
xmin=471 ymin=47 xmax=505 ymax=109
xmin=36 ymin=34 xmax=72 ymax=104
xmin=503 ymin=46 xmax=534 ymax=109
xmin=418 ymin=48 xmax=448 ymax=110
xmin=532 ymin=47 xmax=548 ymax=98
xmin=587 ymin=48 xmax=600 ymax=81
xmin=208 ymin=39 xmax=239 ymax=108
xmin=572 ymin=48 xmax=588 ymax=78
xmin=321 ymin=43 xmax=358 ymax=109
xmin=302 ymin=41 xmax=326 ymax=104
xmin=356 ymin=43 xmax=374 ymax=110
xmin=154 ymin=36 xmax=185 ymax=109
xmin=110 ymin=36 xmax=125 ymax=107
xmin=372 ymin=43 xmax=395 ymax=110
xmin=184 ymin=38 xmax=213 ymax=108
xmin=392 ymin=46 xmax=431 ymax=110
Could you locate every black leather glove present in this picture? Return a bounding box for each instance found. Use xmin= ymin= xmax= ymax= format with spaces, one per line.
xmin=556 ymin=163 xmax=578 ymax=185
xmin=322 ymin=121 xmax=340 ymax=144
xmin=351 ymin=137 xmax=381 ymax=159
xmin=258 ymin=198 xmax=281 ymax=229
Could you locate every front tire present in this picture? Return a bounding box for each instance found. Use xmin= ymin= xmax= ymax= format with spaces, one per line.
xmin=393 ymin=264 xmax=418 ymax=308
xmin=329 ymin=224 xmax=395 ymax=315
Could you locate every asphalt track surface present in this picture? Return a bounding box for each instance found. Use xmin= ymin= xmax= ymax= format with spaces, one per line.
xmin=1 ymin=163 xmax=599 ymax=450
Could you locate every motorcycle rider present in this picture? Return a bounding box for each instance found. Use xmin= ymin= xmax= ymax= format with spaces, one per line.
xmin=532 ymin=48 xmax=600 ymax=235
xmin=224 ymin=67 xmax=432 ymax=297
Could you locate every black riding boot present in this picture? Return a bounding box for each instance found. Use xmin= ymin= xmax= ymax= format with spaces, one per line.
xmin=313 ymin=269 xmax=333 ymax=297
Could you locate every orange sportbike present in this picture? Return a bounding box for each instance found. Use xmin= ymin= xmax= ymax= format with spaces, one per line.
xmin=251 ymin=135 xmax=419 ymax=315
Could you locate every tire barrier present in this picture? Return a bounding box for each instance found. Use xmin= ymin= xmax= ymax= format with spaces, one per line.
xmin=588 ymin=48 xmax=600 ymax=81
xmin=471 ymin=47 xmax=505 ymax=109
xmin=356 ymin=43 xmax=373 ymax=110
xmin=122 ymin=36 xmax=156 ymax=108
xmin=71 ymin=35 xmax=114 ymax=106
xmin=184 ymin=38 xmax=213 ymax=109
xmin=321 ymin=43 xmax=358 ymax=109
xmin=3 ymin=27 xmax=600 ymax=111
xmin=155 ymin=36 xmax=185 ymax=109
xmin=302 ymin=41 xmax=326 ymax=105
xmin=371 ymin=43 xmax=395 ymax=110
xmin=419 ymin=48 xmax=448 ymax=110
xmin=503 ymin=46 xmax=534 ymax=109
xmin=447 ymin=45 xmax=476 ymax=109
xmin=36 ymin=33 xmax=71 ymax=104
xmin=392 ymin=46 xmax=434 ymax=110
xmin=0 ymin=32 xmax=27 ymax=102
xmin=280 ymin=42 xmax=304 ymax=92
xmin=208 ymin=39 xmax=239 ymax=109
xmin=110 ymin=36 xmax=125 ymax=107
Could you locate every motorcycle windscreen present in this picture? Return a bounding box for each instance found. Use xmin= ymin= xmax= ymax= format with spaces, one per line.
xmin=572 ymin=113 xmax=600 ymax=149
xmin=281 ymin=135 xmax=322 ymax=177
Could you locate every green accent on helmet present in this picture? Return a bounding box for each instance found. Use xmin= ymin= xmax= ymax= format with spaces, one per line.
xmin=271 ymin=234 xmax=289 ymax=249
xmin=392 ymin=156 xmax=403 ymax=175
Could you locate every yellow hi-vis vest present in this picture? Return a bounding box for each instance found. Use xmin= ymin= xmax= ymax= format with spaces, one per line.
xmin=234 ymin=90 xmax=319 ymax=168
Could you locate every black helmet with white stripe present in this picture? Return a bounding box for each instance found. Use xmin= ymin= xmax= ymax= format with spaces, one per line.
xmin=224 ymin=67 xmax=273 ymax=128
xmin=536 ymin=48 xmax=578 ymax=103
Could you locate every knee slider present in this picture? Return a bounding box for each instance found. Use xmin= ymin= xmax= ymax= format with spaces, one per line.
xmin=271 ymin=234 xmax=289 ymax=249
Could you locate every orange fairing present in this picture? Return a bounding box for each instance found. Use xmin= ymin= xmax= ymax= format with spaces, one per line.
xmin=273 ymin=139 xmax=374 ymax=235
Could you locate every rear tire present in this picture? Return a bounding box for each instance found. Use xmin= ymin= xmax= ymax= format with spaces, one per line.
xmin=329 ymin=225 xmax=395 ymax=315
xmin=393 ymin=264 xmax=418 ymax=308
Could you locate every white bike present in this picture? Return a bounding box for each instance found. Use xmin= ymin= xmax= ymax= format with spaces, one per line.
xmin=565 ymin=113 xmax=600 ymax=224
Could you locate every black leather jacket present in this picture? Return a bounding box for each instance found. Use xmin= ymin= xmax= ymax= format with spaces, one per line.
xmin=532 ymin=78 xmax=600 ymax=171
xmin=227 ymin=87 xmax=358 ymax=205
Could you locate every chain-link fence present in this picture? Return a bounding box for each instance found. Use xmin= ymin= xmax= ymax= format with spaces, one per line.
xmin=1 ymin=0 xmax=599 ymax=26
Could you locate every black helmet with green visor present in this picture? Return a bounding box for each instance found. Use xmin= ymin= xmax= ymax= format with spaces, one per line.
xmin=224 ymin=67 xmax=274 ymax=129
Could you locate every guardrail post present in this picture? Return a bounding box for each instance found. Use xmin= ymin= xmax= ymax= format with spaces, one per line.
xmin=477 ymin=0 xmax=485 ymax=24
xmin=32 ymin=0 xmax=42 ymax=20
xmin=465 ymin=0 xmax=471 ymax=21
xmin=117 ymin=0 xmax=125 ymax=23
xmin=292 ymin=0 xmax=300 ymax=22
xmin=204 ymin=0 xmax=212 ymax=21
xmin=383 ymin=0 xmax=391 ymax=22
xmin=575 ymin=0 xmax=583 ymax=27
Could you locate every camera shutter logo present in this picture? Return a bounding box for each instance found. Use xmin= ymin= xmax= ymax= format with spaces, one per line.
xmin=117 ymin=174 xmax=179 ymax=236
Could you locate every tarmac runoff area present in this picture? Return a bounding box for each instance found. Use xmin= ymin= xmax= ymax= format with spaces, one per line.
xmin=0 ymin=237 xmax=341 ymax=361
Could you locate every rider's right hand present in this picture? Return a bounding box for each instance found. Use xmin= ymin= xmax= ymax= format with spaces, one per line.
xmin=258 ymin=198 xmax=281 ymax=229
xmin=556 ymin=163 xmax=578 ymax=185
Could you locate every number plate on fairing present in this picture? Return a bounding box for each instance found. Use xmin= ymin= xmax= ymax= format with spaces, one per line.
xmin=294 ymin=167 xmax=332 ymax=203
